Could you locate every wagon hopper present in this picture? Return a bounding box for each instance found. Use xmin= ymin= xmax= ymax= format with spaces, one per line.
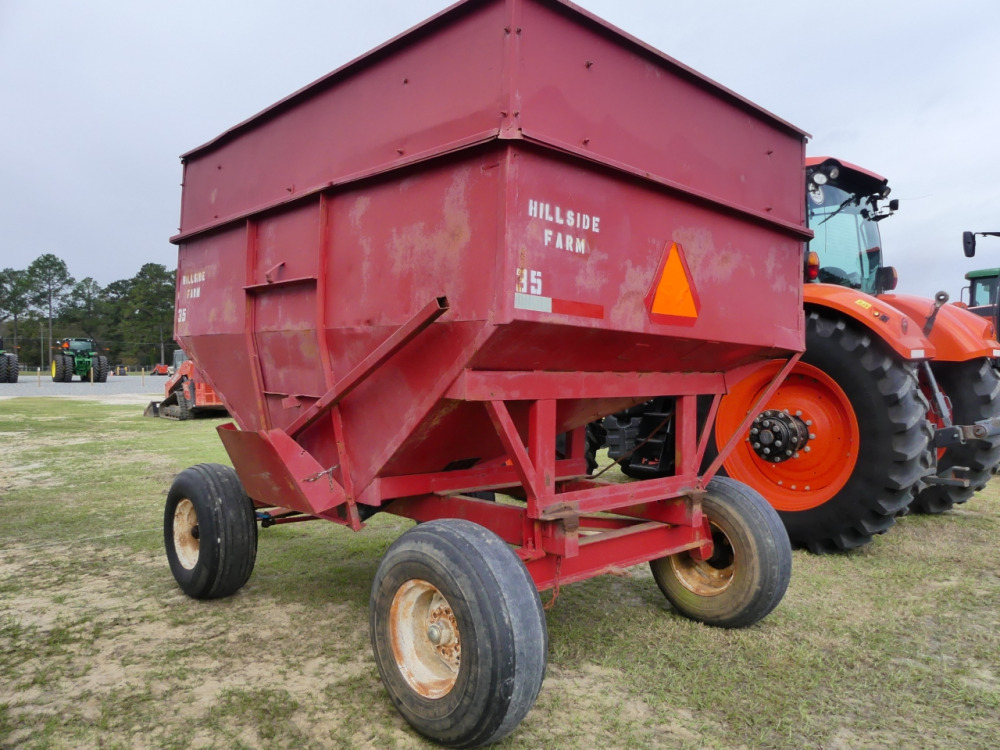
xmin=164 ymin=0 xmax=810 ymax=745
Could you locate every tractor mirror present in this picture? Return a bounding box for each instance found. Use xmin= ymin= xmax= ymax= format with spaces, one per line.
xmin=888 ymin=199 xmax=899 ymax=211
xmin=876 ymin=266 xmax=898 ymax=292
xmin=964 ymin=231 xmax=976 ymax=257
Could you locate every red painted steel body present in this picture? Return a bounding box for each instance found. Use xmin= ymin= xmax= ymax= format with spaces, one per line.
xmin=171 ymin=0 xmax=809 ymax=588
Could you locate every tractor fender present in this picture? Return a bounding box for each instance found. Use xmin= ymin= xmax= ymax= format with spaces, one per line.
xmin=803 ymin=284 xmax=935 ymax=361
xmin=879 ymin=293 xmax=1000 ymax=362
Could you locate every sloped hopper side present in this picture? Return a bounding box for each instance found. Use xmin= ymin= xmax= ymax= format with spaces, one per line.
xmin=171 ymin=0 xmax=808 ymax=501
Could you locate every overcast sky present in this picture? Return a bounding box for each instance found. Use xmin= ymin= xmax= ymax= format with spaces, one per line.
xmin=1 ymin=0 xmax=998 ymax=301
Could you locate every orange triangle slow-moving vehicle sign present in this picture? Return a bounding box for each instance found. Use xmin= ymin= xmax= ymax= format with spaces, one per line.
xmin=647 ymin=241 xmax=700 ymax=325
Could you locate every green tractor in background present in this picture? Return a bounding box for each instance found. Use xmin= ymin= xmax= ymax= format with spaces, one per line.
xmin=0 ymin=336 xmax=18 ymax=383
xmin=51 ymin=338 xmax=110 ymax=382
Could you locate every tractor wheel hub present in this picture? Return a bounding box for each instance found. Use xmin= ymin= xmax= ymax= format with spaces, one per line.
xmin=749 ymin=409 xmax=810 ymax=463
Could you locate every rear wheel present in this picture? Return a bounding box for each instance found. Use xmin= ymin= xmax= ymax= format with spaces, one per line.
xmin=710 ymin=311 xmax=933 ymax=553
xmin=911 ymin=359 xmax=1000 ymax=513
xmin=370 ymin=519 xmax=547 ymax=748
xmin=94 ymin=355 xmax=109 ymax=383
xmin=164 ymin=463 xmax=257 ymax=599
xmin=650 ymin=476 xmax=791 ymax=628
xmin=0 ymin=356 xmax=7 ymax=383
xmin=7 ymin=355 xmax=17 ymax=383
xmin=584 ymin=422 xmax=607 ymax=474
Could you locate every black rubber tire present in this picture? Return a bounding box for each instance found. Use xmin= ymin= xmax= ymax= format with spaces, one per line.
xmin=911 ymin=359 xmax=1000 ymax=513
xmin=584 ymin=422 xmax=607 ymax=475
xmin=52 ymin=354 xmax=64 ymax=382
xmin=0 ymin=356 xmax=7 ymax=383
xmin=62 ymin=354 xmax=75 ymax=382
xmin=787 ymin=313 xmax=933 ymax=550
xmin=164 ymin=463 xmax=257 ymax=600
xmin=7 ymin=355 xmax=17 ymax=383
xmin=370 ymin=519 xmax=547 ymax=748
xmin=95 ymin=355 xmax=109 ymax=383
xmin=709 ymin=311 xmax=933 ymax=553
xmin=649 ymin=476 xmax=791 ymax=628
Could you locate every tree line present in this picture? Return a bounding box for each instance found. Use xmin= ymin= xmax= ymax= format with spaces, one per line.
xmin=0 ymin=254 xmax=177 ymax=370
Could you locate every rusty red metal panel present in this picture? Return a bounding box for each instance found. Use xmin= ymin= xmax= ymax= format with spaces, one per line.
xmin=177 ymin=0 xmax=508 ymax=235
xmin=515 ymin=0 xmax=805 ymax=229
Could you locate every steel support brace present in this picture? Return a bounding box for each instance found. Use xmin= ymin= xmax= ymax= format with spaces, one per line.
xmin=286 ymin=296 xmax=449 ymax=439
xmin=525 ymin=521 xmax=708 ymax=591
xmin=484 ymin=400 xmax=545 ymax=501
xmin=704 ymin=352 xmax=803 ymax=481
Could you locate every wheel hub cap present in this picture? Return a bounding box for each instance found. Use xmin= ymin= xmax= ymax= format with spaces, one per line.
xmin=173 ymin=498 xmax=200 ymax=570
xmin=750 ymin=409 xmax=810 ymax=463
xmin=389 ymin=580 xmax=461 ymax=698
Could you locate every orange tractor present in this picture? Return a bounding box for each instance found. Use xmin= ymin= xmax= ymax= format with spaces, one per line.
xmin=603 ymin=157 xmax=1000 ymax=552
xmin=144 ymin=348 xmax=227 ymax=420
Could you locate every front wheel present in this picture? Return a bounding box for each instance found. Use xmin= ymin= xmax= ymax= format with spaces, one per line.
xmin=650 ymin=476 xmax=791 ymax=628
xmin=164 ymin=463 xmax=257 ymax=599
xmin=370 ymin=519 xmax=547 ymax=748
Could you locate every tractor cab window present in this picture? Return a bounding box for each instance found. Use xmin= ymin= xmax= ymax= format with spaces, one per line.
xmin=970 ymin=277 xmax=998 ymax=308
xmin=807 ymin=183 xmax=883 ymax=294
xmin=67 ymin=340 xmax=91 ymax=352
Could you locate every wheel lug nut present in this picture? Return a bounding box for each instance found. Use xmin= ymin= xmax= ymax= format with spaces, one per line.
xmin=753 ymin=442 xmax=761 ymax=449
xmin=809 ymin=433 xmax=816 ymax=440
xmin=762 ymin=448 xmax=770 ymax=455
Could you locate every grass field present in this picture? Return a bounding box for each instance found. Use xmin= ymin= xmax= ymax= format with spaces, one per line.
xmin=1 ymin=397 xmax=998 ymax=749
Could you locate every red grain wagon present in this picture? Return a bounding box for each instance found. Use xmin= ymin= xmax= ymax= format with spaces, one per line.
xmin=164 ymin=0 xmax=810 ymax=745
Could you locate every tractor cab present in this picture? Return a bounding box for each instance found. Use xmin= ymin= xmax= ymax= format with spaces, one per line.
xmin=805 ymin=156 xmax=900 ymax=294
xmin=962 ymin=268 xmax=1000 ymax=317
xmin=59 ymin=338 xmax=98 ymax=354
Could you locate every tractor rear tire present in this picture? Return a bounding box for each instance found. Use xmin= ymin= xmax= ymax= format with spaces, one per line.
xmin=6 ymin=355 xmax=17 ymax=383
xmin=94 ymin=355 xmax=109 ymax=383
xmin=370 ymin=519 xmax=547 ymax=748
xmin=911 ymin=359 xmax=1000 ymax=513
xmin=0 ymin=356 xmax=7 ymax=383
xmin=585 ymin=422 xmax=607 ymax=474
xmin=164 ymin=463 xmax=257 ymax=599
xmin=649 ymin=476 xmax=791 ymax=628
xmin=710 ymin=311 xmax=933 ymax=553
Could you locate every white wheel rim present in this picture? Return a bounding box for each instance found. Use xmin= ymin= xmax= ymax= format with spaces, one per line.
xmin=173 ymin=498 xmax=200 ymax=570
xmin=388 ymin=579 xmax=461 ymax=698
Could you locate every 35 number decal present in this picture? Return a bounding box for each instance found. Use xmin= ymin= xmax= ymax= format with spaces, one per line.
xmin=516 ymin=268 xmax=543 ymax=295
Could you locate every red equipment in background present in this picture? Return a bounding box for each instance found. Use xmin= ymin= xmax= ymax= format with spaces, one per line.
xmin=144 ymin=348 xmax=227 ymax=420
xmin=163 ymin=0 xmax=810 ymax=744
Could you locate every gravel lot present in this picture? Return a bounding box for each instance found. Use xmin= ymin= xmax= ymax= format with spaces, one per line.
xmin=0 ymin=372 xmax=163 ymax=403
